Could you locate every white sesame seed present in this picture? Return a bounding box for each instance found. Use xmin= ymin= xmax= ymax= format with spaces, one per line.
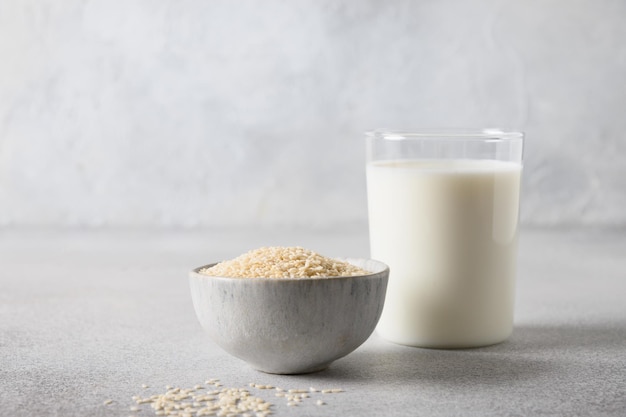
xmin=103 ymin=399 xmax=113 ymax=405
xmin=287 ymin=389 xmax=308 ymax=394
xmin=142 ymin=384 xmax=149 ymax=389
xmin=316 ymin=400 xmax=325 ymax=406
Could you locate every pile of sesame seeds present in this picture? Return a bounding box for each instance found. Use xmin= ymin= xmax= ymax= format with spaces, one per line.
xmin=199 ymin=246 xmax=369 ymax=278
xmin=110 ymin=378 xmax=344 ymax=417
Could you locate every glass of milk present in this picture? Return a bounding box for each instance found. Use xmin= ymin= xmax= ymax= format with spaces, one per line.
xmin=366 ymin=129 xmax=523 ymax=348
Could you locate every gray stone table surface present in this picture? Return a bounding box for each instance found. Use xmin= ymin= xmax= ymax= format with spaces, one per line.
xmin=1 ymin=227 xmax=625 ymax=416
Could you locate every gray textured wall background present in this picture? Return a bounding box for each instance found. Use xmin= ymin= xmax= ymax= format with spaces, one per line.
xmin=1 ymin=0 xmax=625 ymax=229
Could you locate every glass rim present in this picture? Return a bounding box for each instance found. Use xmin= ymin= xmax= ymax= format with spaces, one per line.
xmin=366 ymin=128 xmax=523 ymax=141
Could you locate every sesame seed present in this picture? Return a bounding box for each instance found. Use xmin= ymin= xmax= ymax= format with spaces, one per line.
xmin=316 ymin=400 xmax=325 ymax=406
xmin=103 ymin=399 xmax=113 ymax=405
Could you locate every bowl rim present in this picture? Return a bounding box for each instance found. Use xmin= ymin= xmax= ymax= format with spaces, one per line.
xmin=189 ymin=257 xmax=389 ymax=281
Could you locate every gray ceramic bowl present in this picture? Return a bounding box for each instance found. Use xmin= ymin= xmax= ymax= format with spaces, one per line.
xmin=189 ymin=258 xmax=389 ymax=374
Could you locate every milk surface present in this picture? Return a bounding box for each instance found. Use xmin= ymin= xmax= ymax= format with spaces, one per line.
xmin=367 ymin=159 xmax=522 ymax=348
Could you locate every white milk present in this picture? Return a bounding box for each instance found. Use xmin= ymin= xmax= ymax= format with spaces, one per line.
xmin=367 ymin=159 xmax=522 ymax=348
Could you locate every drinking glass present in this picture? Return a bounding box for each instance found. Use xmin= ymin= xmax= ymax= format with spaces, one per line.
xmin=366 ymin=129 xmax=524 ymax=348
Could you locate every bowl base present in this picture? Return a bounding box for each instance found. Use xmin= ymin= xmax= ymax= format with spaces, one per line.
xmin=253 ymin=362 xmax=332 ymax=375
